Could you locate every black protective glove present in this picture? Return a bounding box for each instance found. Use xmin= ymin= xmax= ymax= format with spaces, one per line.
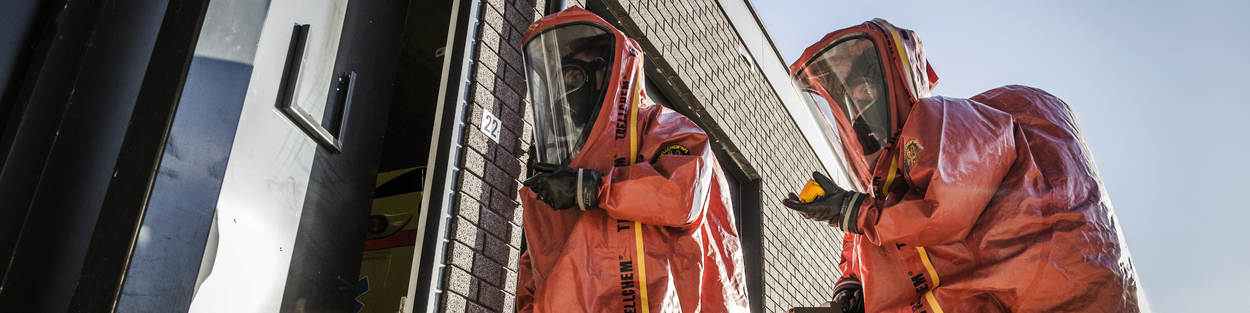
xmin=782 ymin=171 xmax=867 ymax=232
xmin=831 ymin=278 xmax=864 ymax=313
xmin=522 ymin=167 xmax=601 ymax=211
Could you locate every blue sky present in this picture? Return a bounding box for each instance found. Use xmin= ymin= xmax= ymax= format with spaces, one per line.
xmin=754 ymin=1 xmax=1250 ymax=311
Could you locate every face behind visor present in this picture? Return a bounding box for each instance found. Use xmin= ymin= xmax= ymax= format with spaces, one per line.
xmin=524 ymin=24 xmax=615 ymax=168
xmin=793 ymin=34 xmax=891 ymax=168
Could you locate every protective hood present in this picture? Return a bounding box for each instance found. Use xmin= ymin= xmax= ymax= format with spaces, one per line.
xmin=523 ymin=6 xmax=648 ymax=172
xmin=790 ymin=19 xmax=938 ymax=191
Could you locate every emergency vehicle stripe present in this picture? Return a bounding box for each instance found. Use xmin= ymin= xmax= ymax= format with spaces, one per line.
xmin=627 ymin=61 xmax=651 ymax=313
xmin=917 ymin=246 xmax=945 ymax=313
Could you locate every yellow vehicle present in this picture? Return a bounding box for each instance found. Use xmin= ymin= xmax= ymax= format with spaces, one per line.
xmin=356 ymin=167 xmax=425 ymax=313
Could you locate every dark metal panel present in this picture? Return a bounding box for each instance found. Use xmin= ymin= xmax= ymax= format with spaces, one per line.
xmin=278 ymin=0 xmax=410 ymax=311
xmin=739 ymin=179 xmax=765 ymax=313
xmin=0 ymin=0 xmax=68 ymax=286
xmin=0 ymin=0 xmax=50 ymax=163
xmin=70 ymin=0 xmax=211 ymax=311
xmin=113 ymin=56 xmax=251 ymax=312
xmin=0 ymin=0 xmax=81 ymax=288
xmin=0 ymin=0 xmax=178 ymax=311
xmin=0 ymin=0 xmax=40 ymax=103
xmin=0 ymin=0 xmax=40 ymax=97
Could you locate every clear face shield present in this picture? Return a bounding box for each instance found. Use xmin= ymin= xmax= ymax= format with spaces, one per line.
xmin=794 ymin=35 xmax=891 ymax=169
xmin=524 ymin=24 xmax=615 ymax=168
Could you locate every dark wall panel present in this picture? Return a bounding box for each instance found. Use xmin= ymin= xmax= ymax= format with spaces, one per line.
xmin=0 ymin=1 xmax=170 ymax=311
xmin=0 ymin=0 xmax=41 ymax=105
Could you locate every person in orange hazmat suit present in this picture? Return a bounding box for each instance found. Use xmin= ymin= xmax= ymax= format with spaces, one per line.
xmin=515 ymin=7 xmax=749 ymax=313
xmin=782 ymin=19 xmax=1144 ymax=313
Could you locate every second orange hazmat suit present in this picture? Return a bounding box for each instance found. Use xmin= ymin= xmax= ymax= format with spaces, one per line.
xmin=787 ymin=19 xmax=1144 ymax=312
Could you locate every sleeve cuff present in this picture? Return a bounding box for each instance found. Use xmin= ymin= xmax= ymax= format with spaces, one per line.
xmin=840 ymin=192 xmax=866 ymax=234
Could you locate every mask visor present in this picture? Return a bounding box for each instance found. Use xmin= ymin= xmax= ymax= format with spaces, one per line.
xmin=793 ymin=35 xmax=890 ymax=168
xmin=524 ymin=24 xmax=614 ymax=166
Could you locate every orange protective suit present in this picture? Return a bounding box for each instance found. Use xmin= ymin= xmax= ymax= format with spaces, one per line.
xmin=791 ymin=20 xmax=1143 ymax=312
xmin=515 ymin=7 xmax=748 ymax=313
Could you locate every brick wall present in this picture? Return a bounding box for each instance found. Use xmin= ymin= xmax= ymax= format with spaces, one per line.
xmin=439 ymin=0 xmax=846 ymax=312
xmin=438 ymin=0 xmax=548 ymax=312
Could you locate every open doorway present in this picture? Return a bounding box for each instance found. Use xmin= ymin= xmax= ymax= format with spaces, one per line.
xmin=354 ymin=1 xmax=453 ymax=312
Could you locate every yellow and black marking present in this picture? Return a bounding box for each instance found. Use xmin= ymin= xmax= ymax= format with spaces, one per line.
xmin=618 ymin=256 xmax=641 ymax=312
xmin=902 ymin=139 xmax=922 ymax=174
xmin=658 ymin=144 xmax=690 ymax=156
xmin=917 ymin=246 xmax=945 ymax=313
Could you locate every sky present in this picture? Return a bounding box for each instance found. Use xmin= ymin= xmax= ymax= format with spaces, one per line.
xmin=754 ymin=1 xmax=1250 ymax=311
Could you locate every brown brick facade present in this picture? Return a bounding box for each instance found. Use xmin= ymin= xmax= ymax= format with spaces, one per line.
xmin=440 ymin=0 xmax=846 ymax=312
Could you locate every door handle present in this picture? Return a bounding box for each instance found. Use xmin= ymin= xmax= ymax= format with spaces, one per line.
xmin=275 ymin=23 xmax=354 ymax=153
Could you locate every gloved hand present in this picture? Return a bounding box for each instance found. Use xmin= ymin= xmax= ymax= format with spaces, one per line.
xmin=522 ymin=167 xmax=601 ymax=211
xmin=831 ymin=278 xmax=864 ymax=313
xmin=782 ymin=171 xmax=866 ymax=231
